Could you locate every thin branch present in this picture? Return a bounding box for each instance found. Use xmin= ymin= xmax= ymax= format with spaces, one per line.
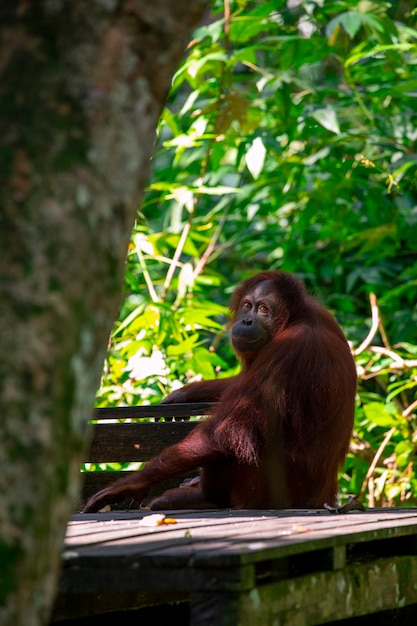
xmin=224 ymin=0 xmax=230 ymax=51
xmin=193 ymin=208 xmax=229 ymax=279
xmin=359 ymin=426 xmax=396 ymax=499
xmin=153 ymin=255 xmax=185 ymax=268
xmin=137 ymin=247 xmax=159 ymax=303
xmin=403 ymin=399 xmax=417 ymax=418
xmin=378 ymin=314 xmax=391 ymax=349
xmin=353 ymin=293 xmax=379 ymax=356
xmin=369 ymin=345 xmax=405 ymax=366
xmin=162 ymin=216 xmax=193 ymax=299
xmin=242 ymin=59 xmax=272 ymax=78
xmin=401 ymin=359 xmax=417 ymax=368
xmin=360 ymin=346 xmax=417 ymax=379
xmin=368 ymin=477 xmax=375 ymax=508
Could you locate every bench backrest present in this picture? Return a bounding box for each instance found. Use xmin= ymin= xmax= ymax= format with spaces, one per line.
xmin=79 ymin=402 xmax=214 ymax=510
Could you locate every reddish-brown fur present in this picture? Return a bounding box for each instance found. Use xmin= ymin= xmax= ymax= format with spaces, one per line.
xmin=83 ymin=271 xmax=357 ymax=513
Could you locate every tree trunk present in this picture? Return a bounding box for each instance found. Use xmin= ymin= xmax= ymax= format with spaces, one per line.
xmin=0 ymin=1 xmax=208 ymax=625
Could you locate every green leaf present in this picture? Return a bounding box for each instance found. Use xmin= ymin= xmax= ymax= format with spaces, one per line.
xmin=245 ymin=137 xmax=266 ymax=179
xmin=362 ymin=402 xmax=398 ymax=428
xmin=166 ymin=334 xmax=200 ymax=356
xmin=327 ymin=12 xmax=384 ymax=40
xmin=186 ymin=52 xmax=228 ymax=79
xmin=310 ymin=106 xmax=340 ymax=135
xmin=345 ymin=43 xmax=415 ymax=67
xmin=344 ymin=224 xmax=398 ymax=254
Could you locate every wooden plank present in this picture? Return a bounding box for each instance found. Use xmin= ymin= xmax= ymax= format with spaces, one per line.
xmin=78 ymin=471 xmax=198 ymax=510
xmin=78 ymin=471 xmax=134 ymax=509
xmin=52 ymin=590 xmax=190 ymax=622
xmin=63 ymin=509 xmax=417 ymax=565
xmin=93 ymin=402 xmax=215 ymax=421
xmin=85 ymin=422 xmax=198 ymax=462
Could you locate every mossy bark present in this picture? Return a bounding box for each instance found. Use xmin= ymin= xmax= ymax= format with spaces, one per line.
xmin=0 ymin=1 xmax=208 ymax=625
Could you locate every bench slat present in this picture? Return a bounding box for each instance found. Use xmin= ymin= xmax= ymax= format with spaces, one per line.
xmin=79 ymin=471 xmax=198 ymax=510
xmin=94 ymin=402 xmax=215 ymax=421
xmin=86 ymin=422 xmax=198 ymax=463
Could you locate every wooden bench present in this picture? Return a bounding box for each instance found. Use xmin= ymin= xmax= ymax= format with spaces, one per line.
xmin=79 ymin=402 xmax=214 ymax=511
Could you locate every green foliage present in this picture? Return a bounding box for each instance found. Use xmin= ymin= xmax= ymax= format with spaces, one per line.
xmin=96 ymin=0 xmax=417 ymax=507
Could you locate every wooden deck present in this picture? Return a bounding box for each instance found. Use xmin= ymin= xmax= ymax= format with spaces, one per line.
xmin=52 ymin=506 xmax=417 ymax=625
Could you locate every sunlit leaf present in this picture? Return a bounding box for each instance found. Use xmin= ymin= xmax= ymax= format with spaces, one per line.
xmin=127 ymin=350 xmax=169 ymax=380
xmin=345 ymin=43 xmax=415 ymax=67
xmin=309 ymin=106 xmax=340 ymax=135
xmin=186 ymin=52 xmax=228 ymax=79
xmin=166 ymin=335 xmax=200 ymax=356
xmin=362 ymin=402 xmax=398 ymax=428
xmin=195 ymin=185 xmax=239 ymax=195
xmin=245 ymin=137 xmax=266 ymax=179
